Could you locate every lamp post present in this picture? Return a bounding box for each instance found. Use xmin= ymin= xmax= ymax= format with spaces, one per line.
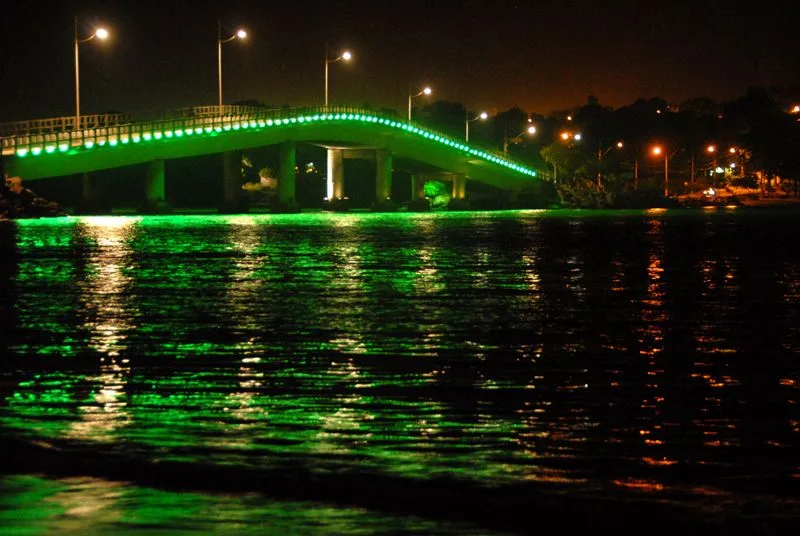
xmin=324 ymin=49 xmax=352 ymax=106
xmin=218 ymin=21 xmax=247 ymax=109
xmin=465 ymin=111 xmax=487 ymax=142
xmin=408 ymin=86 xmax=432 ymax=121
xmin=706 ymin=144 xmax=718 ymax=187
xmin=728 ymin=146 xmax=745 ymax=177
xmin=596 ymin=141 xmax=623 ymax=190
xmin=74 ymin=17 xmax=109 ymax=130
xmin=651 ymin=145 xmax=672 ymax=197
xmin=502 ymin=125 xmax=537 ymax=155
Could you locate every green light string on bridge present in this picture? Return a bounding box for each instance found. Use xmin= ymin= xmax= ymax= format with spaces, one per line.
xmin=13 ymin=112 xmax=536 ymax=177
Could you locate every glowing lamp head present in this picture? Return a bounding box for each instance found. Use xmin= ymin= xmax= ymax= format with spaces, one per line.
xmin=526 ymin=126 xmax=537 ymax=135
xmin=95 ymin=28 xmax=109 ymax=40
xmin=341 ymin=51 xmax=352 ymax=61
xmin=616 ymin=141 xmax=624 ymax=148
xmin=652 ymin=145 xmax=663 ymax=156
xmin=479 ymin=112 xmax=488 ymax=120
xmin=707 ymin=145 xmax=716 ymax=153
xmin=792 ymin=105 xmax=800 ymax=113
xmin=236 ymin=29 xmax=247 ymax=39
xmin=728 ymin=147 xmax=736 ymax=154
xmin=560 ymin=132 xmax=570 ymax=140
xmin=567 ymin=115 xmax=573 ymax=121
xmin=574 ymin=133 xmax=582 ymax=141
xmin=422 ymin=87 xmax=432 ymax=95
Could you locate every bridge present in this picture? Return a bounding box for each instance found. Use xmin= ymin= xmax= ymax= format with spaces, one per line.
xmin=1 ymin=105 xmax=539 ymax=211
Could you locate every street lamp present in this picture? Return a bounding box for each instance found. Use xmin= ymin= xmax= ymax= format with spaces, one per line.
xmin=651 ymin=144 xmax=674 ymax=197
xmin=596 ymin=141 xmax=623 ymax=190
xmin=706 ymin=144 xmax=718 ymax=185
xmin=325 ymin=49 xmax=352 ymax=107
xmin=74 ymin=17 xmax=109 ymax=130
xmin=502 ymin=125 xmax=537 ymax=155
xmin=408 ymin=86 xmax=432 ymax=121
xmin=218 ymin=20 xmax=247 ymax=109
xmin=465 ymin=111 xmax=488 ymax=142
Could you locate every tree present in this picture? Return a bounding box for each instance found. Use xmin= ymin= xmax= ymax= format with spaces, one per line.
xmin=419 ymin=100 xmax=467 ymax=138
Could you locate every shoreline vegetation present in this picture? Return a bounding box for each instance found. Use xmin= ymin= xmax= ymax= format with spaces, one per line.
xmin=2 ymin=175 xmax=799 ymax=221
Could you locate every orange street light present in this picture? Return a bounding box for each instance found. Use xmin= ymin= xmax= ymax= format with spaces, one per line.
xmin=651 ymin=145 xmax=670 ymax=196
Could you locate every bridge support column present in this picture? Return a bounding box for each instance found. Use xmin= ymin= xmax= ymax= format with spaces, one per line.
xmin=82 ymin=172 xmax=96 ymax=204
xmin=374 ymin=149 xmax=394 ymax=210
xmin=324 ymin=148 xmax=348 ymax=211
xmin=276 ymin=142 xmax=299 ymax=212
xmin=450 ymin=174 xmax=470 ymax=210
xmin=221 ymin=151 xmax=243 ymax=213
xmin=410 ymin=174 xmax=426 ymax=200
xmin=452 ymin=174 xmax=467 ymax=200
xmin=75 ymin=172 xmax=109 ymax=214
xmin=143 ymin=159 xmax=171 ymax=213
xmin=327 ymin=149 xmax=344 ymax=200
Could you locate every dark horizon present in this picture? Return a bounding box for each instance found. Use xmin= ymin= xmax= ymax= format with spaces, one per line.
xmin=1 ymin=0 xmax=799 ymax=121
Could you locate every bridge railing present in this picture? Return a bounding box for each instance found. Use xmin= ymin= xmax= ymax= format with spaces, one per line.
xmin=0 ymin=113 xmax=127 ymax=137
xmin=1 ymin=106 xmax=517 ymax=165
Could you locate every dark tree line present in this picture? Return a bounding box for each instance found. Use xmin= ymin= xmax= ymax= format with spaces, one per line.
xmin=413 ymin=86 xmax=800 ymax=208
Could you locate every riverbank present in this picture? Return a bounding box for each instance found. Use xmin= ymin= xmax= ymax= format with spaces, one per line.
xmin=677 ymin=189 xmax=800 ymax=209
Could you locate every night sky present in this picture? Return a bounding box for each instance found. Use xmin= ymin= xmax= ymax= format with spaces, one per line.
xmin=1 ymin=0 xmax=798 ymax=122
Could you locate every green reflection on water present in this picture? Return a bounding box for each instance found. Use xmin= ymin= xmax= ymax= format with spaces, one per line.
xmin=4 ymin=209 xmax=798 ymax=514
xmin=0 ymin=475 xmax=501 ymax=535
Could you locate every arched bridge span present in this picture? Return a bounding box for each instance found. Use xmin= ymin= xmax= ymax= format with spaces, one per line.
xmin=2 ymin=106 xmax=539 ymax=210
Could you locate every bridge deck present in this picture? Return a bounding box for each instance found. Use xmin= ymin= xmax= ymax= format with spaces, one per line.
xmin=1 ymin=106 xmax=537 ymax=188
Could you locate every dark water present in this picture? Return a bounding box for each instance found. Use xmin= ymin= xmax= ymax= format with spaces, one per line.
xmin=0 ymin=209 xmax=798 ymax=534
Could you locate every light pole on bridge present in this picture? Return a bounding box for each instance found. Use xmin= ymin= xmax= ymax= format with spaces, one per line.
xmin=74 ymin=17 xmax=109 ymax=130
xmin=408 ymin=85 xmax=432 ymax=121
xmin=503 ymin=125 xmax=537 ymax=155
xmin=465 ymin=111 xmax=488 ymax=142
xmin=217 ymin=20 xmax=247 ymax=109
xmin=324 ymin=48 xmax=352 ymax=107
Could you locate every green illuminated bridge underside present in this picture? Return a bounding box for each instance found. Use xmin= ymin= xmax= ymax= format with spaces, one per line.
xmin=2 ymin=106 xmax=538 ymax=190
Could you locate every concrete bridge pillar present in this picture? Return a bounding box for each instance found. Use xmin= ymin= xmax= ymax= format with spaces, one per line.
xmin=144 ymin=159 xmax=170 ymax=213
xmin=375 ymin=149 xmax=392 ymax=204
xmin=221 ymin=151 xmax=241 ymax=212
xmin=410 ymin=174 xmax=426 ymax=200
xmin=452 ymin=174 xmax=467 ymax=200
xmin=76 ymin=172 xmax=108 ymax=214
xmin=278 ymin=142 xmax=297 ymax=206
xmin=81 ymin=172 xmax=97 ymax=205
xmin=327 ymin=148 xmax=344 ymax=200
